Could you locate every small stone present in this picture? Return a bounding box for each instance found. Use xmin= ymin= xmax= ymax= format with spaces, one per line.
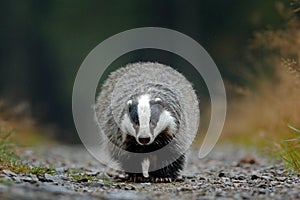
xmin=117 ymin=174 xmax=126 ymax=179
xmin=77 ymin=178 xmax=89 ymax=183
xmin=270 ymin=181 xmax=279 ymax=186
xmin=251 ymin=174 xmax=260 ymax=180
xmin=0 ymin=174 xmax=12 ymax=182
xmin=106 ymin=172 xmax=114 ymax=177
xmin=125 ymin=184 xmax=136 ymax=190
xmin=37 ymin=174 xmax=49 ymax=182
xmin=3 ymin=170 xmax=17 ymax=177
xmin=184 ymin=174 xmax=194 ymax=179
xmin=11 ymin=176 xmax=21 ymax=183
xmin=175 ymin=176 xmax=185 ymax=182
xmin=218 ymin=172 xmax=226 ymax=177
xmin=29 ymin=174 xmax=39 ymax=182
xmin=140 ymin=182 xmax=151 ymax=187
xmin=114 ymin=185 xmax=122 ymax=190
xmin=237 ymin=175 xmax=246 ymax=180
xmin=37 ymin=173 xmax=58 ymax=182
xmin=113 ymin=184 xmax=122 ymax=189
xmin=55 ymin=167 xmax=67 ymax=173
xmin=258 ymin=188 xmax=266 ymax=194
xmin=83 ymin=182 xmax=105 ymax=187
xmin=257 ymin=183 xmax=267 ymax=189
xmin=21 ymin=176 xmax=37 ymax=184
xmin=177 ymin=187 xmax=193 ymax=191
xmin=277 ymin=169 xmax=287 ymax=175
xmin=276 ymin=177 xmax=286 ymax=181
xmin=221 ymin=177 xmax=230 ymax=182
xmin=239 ymin=157 xmax=256 ymax=164
xmin=240 ymin=192 xmax=251 ymax=199
xmin=46 ymin=174 xmax=57 ymax=181
xmin=85 ymin=170 xmax=99 ymax=176
xmin=261 ymin=176 xmax=272 ymax=180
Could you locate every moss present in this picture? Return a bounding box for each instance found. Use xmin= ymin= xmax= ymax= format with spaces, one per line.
xmin=0 ymin=179 xmax=14 ymax=186
xmin=66 ymin=169 xmax=99 ymax=182
xmin=0 ymin=127 xmax=55 ymax=175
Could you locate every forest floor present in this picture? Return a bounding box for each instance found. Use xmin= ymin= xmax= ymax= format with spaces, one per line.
xmin=0 ymin=144 xmax=299 ymax=200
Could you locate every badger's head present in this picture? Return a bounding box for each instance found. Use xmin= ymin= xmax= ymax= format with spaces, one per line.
xmin=120 ymin=94 xmax=176 ymax=145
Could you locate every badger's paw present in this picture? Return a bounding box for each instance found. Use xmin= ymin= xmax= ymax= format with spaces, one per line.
xmin=151 ymin=177 xmax=173 ymax=183
xmin=126 ymin=174 xmax=149 ymax=183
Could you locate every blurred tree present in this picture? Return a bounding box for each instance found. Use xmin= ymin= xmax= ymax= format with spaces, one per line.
xmin=0 ymin=0 xmax=291 ymax=141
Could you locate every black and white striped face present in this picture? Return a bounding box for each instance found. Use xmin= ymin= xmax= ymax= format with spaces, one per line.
xmin=120 ymin=94 xmax=176 ymax=145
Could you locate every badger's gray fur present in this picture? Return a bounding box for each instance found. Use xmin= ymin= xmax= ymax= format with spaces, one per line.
xmin=95 ymin=62 xmax=199 ymax=182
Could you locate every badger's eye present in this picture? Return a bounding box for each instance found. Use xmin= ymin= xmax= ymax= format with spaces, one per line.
xmin=127 ymin=100 xmax=139 ymax=126
xmin=134 ymin=119 xmax=139 ymax=125
xmin=132 ymin=118 xmax=139 ymax=126
xmin=150 ymin=120 xmax=156 ymax=128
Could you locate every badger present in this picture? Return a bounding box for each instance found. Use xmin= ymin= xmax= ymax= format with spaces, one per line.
xmin=95 ymin=62 xmax=199 ymax=182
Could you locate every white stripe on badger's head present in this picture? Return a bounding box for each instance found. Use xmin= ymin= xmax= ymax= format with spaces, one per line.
xmin=136 ymin=94 xmax=152 ymax=143
xmin=121 ymin=94 xmax=176 ymax=145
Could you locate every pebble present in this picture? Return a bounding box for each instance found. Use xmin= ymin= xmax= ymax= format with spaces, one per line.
xmin=124 ymin=184 xmax=136 ymax=190
xmin=251 ymin=174 xmax=260 ymax=180
xmin=0 ymin=145 xmax=299 ymax=200
xmin=5 ymin=173 xmax=19 ymax=182
xmin=55 ymin=167 xmax=67 ymax=173
xmin=76 ymin=178 xmax=89 ymax=183
xmin=20 ymin=176 xmax=37 ymax=184
xmin=3 ymin=170 xmax=17 ymax=177
xmin=140 ymin=182 xmax=151 ymax=187
xmin=218 ymin=172 xmax=226 ymax=177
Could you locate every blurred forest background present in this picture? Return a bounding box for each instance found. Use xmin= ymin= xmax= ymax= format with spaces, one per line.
xmin=0 ymin=0 xmax=299 ymax=147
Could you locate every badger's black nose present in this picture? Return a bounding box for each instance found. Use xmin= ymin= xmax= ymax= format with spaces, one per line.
xmin=137 ymin=137 xmax=151 ymax=145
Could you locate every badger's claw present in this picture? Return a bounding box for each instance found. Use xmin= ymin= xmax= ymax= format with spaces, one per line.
xmin=126 ymin=174 xmax=148 ymax=182
xmin=151 ymin=177 xmax=173 ymax=183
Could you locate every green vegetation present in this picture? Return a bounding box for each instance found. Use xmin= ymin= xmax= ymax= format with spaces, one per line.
xmin=66 ymin=169 xmax=95 ymax=182
xmin=0 ymin=128 xmax=20 ymax=166
xmin=66 ymin=168 xmax=112 ymax=183
xmin=219 ymin=3 xmax=300 ymax=174
xmin=0 ymin=179 xmax=14 ymax=185
xmin=276 ymin=125 xmax=300 ymax=173
xmin=0 ymin=127 xmax=55 ymax=175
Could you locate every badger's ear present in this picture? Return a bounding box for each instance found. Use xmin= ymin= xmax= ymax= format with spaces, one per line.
xmin=152 ymin=98 xmax=165 ymax=107
xmin=127 ymin=100 xmax=133 ymax=106
xmin=154 ymin=98 xmax=162 ymax=104
xmin=127 ymin=100 xmax=132 ymax=113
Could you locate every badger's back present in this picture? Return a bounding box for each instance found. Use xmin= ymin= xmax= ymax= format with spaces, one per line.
xmin=95 ymin=62 xmax=199 ymax=158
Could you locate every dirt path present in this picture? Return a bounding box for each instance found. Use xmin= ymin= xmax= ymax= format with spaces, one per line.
xmin=0 ymin=144 xmax=299 ymax=200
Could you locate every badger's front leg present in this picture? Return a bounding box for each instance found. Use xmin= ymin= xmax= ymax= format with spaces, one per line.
xmin=122 ymin=154 xmax=185 ymax=183
xmin=149 ymin=154 xmax=185 ymax=183
xmin=124 ymin=158 xmax=151 ymax=182
xmin=121 ymin=155 xmax=149 ymax=182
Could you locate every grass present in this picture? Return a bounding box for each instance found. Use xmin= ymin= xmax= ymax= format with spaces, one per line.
xmin=275 ymin=125 xmax=300 ymax=173
xmin=221 ymin=2 xmax=300 ymax=173
xmin=0 ymin=127 xmax=55 ymax=175
xmin=0 ymin=127 xmax=110 ymax=184
xmin=66 ymin=168 xmax=95 ymax=181
xmin=0 ymin=128 xmax=20 ymax=165
xmin=66 ymin=168 xmax=112 ymax=183
xmin=0 ymin=179 xmax=14 ymax=185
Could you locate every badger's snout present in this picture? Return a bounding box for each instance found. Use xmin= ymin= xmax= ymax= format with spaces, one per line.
xmin=137 ymin=136 xmax=151 ymax=145
xmin=136 ymin=133 xmax=153 ymax=145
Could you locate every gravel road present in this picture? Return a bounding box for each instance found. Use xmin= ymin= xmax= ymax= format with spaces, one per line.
xmin=0 ymin=144 xmax=299 ymax=200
